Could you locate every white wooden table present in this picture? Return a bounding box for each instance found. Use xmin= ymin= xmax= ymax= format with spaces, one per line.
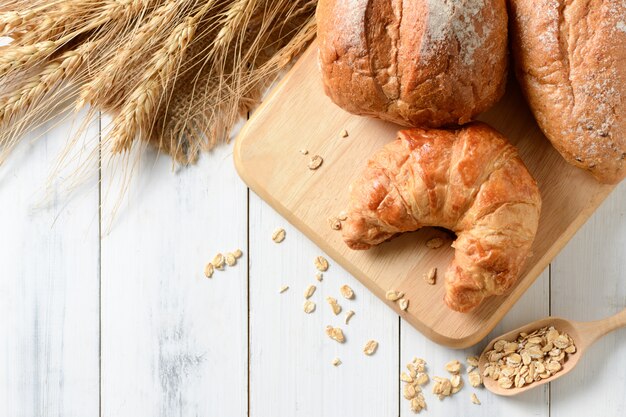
xmin=1 ymin=110 xmax=624 ymax=417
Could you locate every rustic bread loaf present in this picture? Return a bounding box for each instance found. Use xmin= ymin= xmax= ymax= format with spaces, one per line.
xmin=510 ymin=0 xmax=625 ymax=184
xmin=316 ymin=0 xmax=508 ymax=127
xmin=342 ymin=123 xmax=541 ymax=312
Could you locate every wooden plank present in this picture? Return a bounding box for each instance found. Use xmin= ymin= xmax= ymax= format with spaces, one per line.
xmin=234 ymin=42 xmax=615 ymax=347
xmin=100 ymin=140 xmax=248 ymax=416
xmin=248 ymin=193 xmax=399 ymax=417
xmin=399 ymin=269 xmax=550 ymax=416
xmin=0 ymin=114 xmax=100 ymax=417
xmin=550 ymin=182 xmax=626 ymax=416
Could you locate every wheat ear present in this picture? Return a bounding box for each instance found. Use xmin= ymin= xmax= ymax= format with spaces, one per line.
xmin=108 ymin=1 xmax=215 ymax=153
xmin=213 ymin=0 xmax=259 ymax=50
xmin=1 ymin=0 xmax=156 ymax=76
xmin=0 ymin=40 xmax=60 ymax=78
xmin=0 ymin=43 xmax=91 ymax=126
xmin=0 ymin=10 xmax=38 ymax=36
xmin=163 ymin=2 xmax=317 ymax=158
xmin=77 ymin=0 xmax=191 ymax=110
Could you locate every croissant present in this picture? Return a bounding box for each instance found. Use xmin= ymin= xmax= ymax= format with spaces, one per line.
xmin=342 ymin=123 xmax=542 ymax=312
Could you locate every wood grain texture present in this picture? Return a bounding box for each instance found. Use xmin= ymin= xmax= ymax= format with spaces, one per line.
xmin=0 ymin=114 xmax=100 ymax=417
xmin=100 ymin=139 xmax=248 ymax=417
xmin=550 ymin=182 xmax=626 ymax=416
xmin=234 ymin=41 xmax=616 ymax=347
xmin=249 ymin=192 xmax=400 ymax=417
xmin=400 ymin=270 xmax=550 ymax=416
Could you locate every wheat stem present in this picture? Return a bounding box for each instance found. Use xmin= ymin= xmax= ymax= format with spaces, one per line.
xmin=77 ymin=0 xmax=194 ymax=110
xmin=0 ymin=10 xmax=38 ymax=36
xmin=0 ymin=42 xmax=92 ymax=125
xmin=109 ymin=1 xmax=216 ymax=153
xmin=0 ymin=41 xmax=60 ymax=77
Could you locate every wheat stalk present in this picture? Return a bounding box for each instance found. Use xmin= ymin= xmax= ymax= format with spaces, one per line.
xmin=0 ymin=43 xmax=92 ymax=126
xmin=213 ymin=0 xmax=259 ymax=50
xmin=0 ymin=10 xmax=37 ymax=36
xmin=108 ymin=1 xmax=218 ymax=153
xmin=77 ymin=0 xmax=195 ymax=110
xmin=153 ymin=1 xmax=316 ymax=162
xmin=0 ymin=40 xmax=60 ymax=77
xmin=0 ymin=1 xmax=151 ymax=77
xmin=0 ymin=0 xmax=318 ymax=174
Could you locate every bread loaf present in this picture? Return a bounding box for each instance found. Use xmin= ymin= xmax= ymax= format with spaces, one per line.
xmin=341 ymin=123 xmax=542 ymax=312
xmin=510 ymin=0 xmax=625 ymax=184
xmin=316 ymin=0 xmax=508 ymax=127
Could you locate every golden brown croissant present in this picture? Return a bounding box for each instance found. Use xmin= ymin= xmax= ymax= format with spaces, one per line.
xmin=342 ymin=123 xmax=542 ymax=312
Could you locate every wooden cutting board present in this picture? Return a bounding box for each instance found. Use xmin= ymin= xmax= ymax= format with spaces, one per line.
xmin=234 ymin=42 xmax=615 ymax=348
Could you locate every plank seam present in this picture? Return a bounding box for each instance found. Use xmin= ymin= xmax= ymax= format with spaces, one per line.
xmin=548 ymin=262 xmax=552 ymax=417
xmin=247 ymin=112 xmax=252 ymax=417
xmin=247 ymin=186 xmax=251 ymax=417
xmin=98 ymin=111 xmax=103 ymax=417
xmin=397 ymin=316 xmax=401 ymax=417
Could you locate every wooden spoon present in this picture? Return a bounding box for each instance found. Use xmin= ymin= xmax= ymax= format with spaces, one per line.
xmin=478 ymin=308 xmax=626 ymax=396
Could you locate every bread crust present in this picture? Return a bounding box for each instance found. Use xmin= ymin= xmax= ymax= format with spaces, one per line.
xmin=342 ymin=123 xmax=542 ymax=312
xmin=510 ymin=0 xmax=625 ymax=184
xmin=316 ymin=0 xmax=508 ymax=127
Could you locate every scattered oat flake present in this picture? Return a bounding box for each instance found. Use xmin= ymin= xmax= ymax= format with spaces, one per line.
xmin=328 ymin=217 xmax=342 ymax=230
xmin=338 ymin=211 xmax=348 ymax=221
xmin=212 ymin=253 xmax=225 ymax=270
xmin=332 ymin=358 xmax=341 ymax=366
xmin=340 ymin=129 xmax=349 ymax=138
xmin=303 ymin=300 xmax=316 ymax=314
xmin=432 ymin=377 xmax=453 ymax=400
xmin=385 ymin=290 xmax=404 ymax=301
xmin=308 ymin=155 xmax=323 ymax=170
xmin=299 ymin=148 xmax=309 ymax=155
xmin=426 ymin=237 xmax=444 ymax=249
xmin=279 ymin=285 xmax=289 ymax=294
xmin=272 ymin=228 xmax=286 ymax=243
xmin=415 ymin=372 xmax=429 ymax=386
xmin=363 ymin=340 xmax=378 ymax=356
xmin=326 ymin=325 xmax=345 ymax=343
xmin=450 ymin=374 xmax=463 ymax=393
xmin=315 ymin=272 xmax=323 ymax=282
xmin=411 ymin=393 xmax=427 ymax=413
xmin=413 ymin=358 xmax=427 ymax=372
xmin=399 ymin=298 xmax=409 ymax=311
xmin=340 ymin=284 xmax=354 ymax=299
xmin=403 ymin=383 xmax=417 ymax=400
xmin=233 ymin=249 xmax=243 ymax=259
xmin=314 ymin=256 xmax=329 ymax=271
xmin=424 ymin=267 xmax=437 ymax=285
xmin=344 ymin=310 xmax=355 ymax=325
xmin=468 ymin=370 xmax=482 ymax=387
xmin=445 ymin=360 xmax=461 ymax=374
xmin=471 ymin=393 xmax=481 ymax=405
xmin=400 ymin=372 xmax=413 ymax=383
xmin=204 ymin=263 xmax=214 ymax=278
xmin=225 ymin=253 xmax=236 ymax=266
xmin=467 ymin=356 xmax=479 ymax=367
xmin=326 ymin=296 xmax=342 ymax=315
xmin=304 ymin=284 xmax=316 ymax=299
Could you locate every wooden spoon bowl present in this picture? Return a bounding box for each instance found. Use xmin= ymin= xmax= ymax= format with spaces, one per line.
xmin=478 ymin=308 xmax=626 ymax=396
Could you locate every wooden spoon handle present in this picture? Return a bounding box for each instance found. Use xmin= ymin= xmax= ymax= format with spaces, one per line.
xmin=577 ymin=308 xmax=626 ymax=348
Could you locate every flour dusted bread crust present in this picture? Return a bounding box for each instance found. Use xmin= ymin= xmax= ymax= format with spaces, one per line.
xmin=510 ymin=0 xmax=626 ymax=184
xmin=316 ymin=0 xmax=508 ymax=127
xmin=342 ymin=123 xmax=541 ymax=312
